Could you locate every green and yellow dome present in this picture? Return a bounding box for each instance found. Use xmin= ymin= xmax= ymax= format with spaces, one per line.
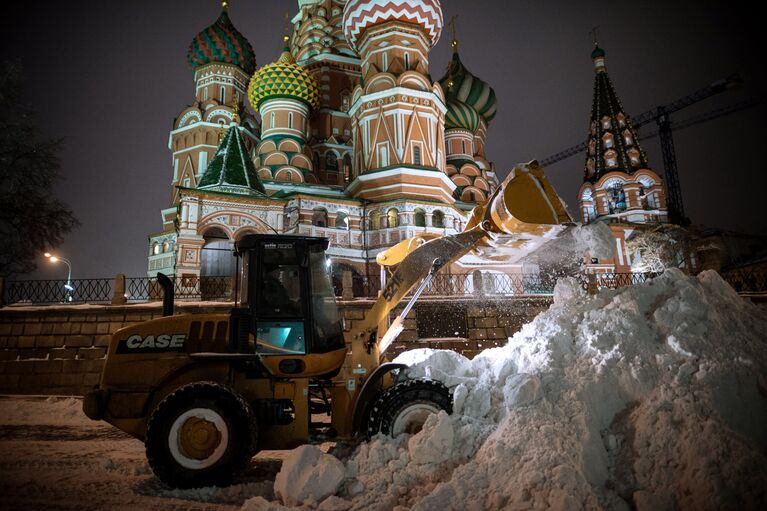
xmin=445 ymin=100 xmax=481 ymax=133
xmin=248 ymin=41 xmax=320 ymax=111
xmin=439 ymin=51 xmax=497 ymax=124
xmin=187 ymin=4 xmax=256 ymax=75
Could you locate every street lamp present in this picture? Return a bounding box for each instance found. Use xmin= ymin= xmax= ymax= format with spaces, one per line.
xmin=45 ymin=252 xmax=74 ymax=302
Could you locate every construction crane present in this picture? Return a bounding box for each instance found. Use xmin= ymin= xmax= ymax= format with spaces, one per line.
xmin=540 ymin=74 xmax=745 ymax=224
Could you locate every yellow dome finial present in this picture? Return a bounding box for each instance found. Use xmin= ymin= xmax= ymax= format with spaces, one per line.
xmin=222 ymin=0 xmax=229 ymax=12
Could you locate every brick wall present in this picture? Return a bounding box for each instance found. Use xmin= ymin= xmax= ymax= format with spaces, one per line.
xmin=0 ymin=296 xmax=551 ymax=396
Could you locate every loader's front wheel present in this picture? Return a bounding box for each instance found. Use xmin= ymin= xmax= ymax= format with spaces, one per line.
xmin=145 ymin=382 xmax=257 ymax=488
xmin=367 ymin=379 xmax=452 ymax=437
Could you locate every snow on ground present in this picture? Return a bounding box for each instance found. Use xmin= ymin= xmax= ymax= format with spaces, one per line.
xmin=0 ymin=396 xmax=284 ymax=510
xmin=2 ymin=269 xmax=765 ymax=510
xmin=265 ymin=269 xmax=767 ymax=511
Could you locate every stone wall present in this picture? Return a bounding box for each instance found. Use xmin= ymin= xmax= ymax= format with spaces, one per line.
xmin=0 ymin=296 xmax=551 ymax=396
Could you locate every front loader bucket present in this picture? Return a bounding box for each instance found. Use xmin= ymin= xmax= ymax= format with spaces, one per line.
xmin=466 ymin=160 xmax=572 ymax=235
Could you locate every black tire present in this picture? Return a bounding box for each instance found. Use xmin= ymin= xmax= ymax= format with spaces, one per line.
xmin=367 ymin=379 xmax=452 ymax=437
xmin=145 ymin=382 xmax=257 ymax=488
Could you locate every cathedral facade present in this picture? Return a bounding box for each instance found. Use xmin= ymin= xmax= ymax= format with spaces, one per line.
xmin=147 ymin=0 xmax=501 ymax=289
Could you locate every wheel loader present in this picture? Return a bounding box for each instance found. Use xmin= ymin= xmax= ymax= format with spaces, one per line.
xmin=83 ymin=161 xmax=572 ymax=488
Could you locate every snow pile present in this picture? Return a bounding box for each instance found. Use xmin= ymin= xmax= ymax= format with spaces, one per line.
xmin=264 ymin=269 xmax=767 ymax=510
xmin=273 ymin=445 xmax=345 ymax=507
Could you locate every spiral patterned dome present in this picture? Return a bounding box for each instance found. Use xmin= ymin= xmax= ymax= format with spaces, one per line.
xmin=439 ymin=52 xmax=497 ymax=123
xmin=187 ymin=8 xmax=256 ymax=74
xmin=248 ymin=46 xmax=320 ymax=111
xmin=343 ymin=0 xmax=443 ymax=52
xmin=445 ymin=100 xmax=481 ymax=133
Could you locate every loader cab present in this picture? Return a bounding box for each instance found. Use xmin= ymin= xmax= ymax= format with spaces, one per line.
xmin=234 ymin=235 xmax=345 ymax=363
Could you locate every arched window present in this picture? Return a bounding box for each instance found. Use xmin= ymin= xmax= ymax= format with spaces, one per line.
xmin=152 ymin=242 xmax=160 ymax=255
xmin=343 ymin=154 xmax=352 ymax=182
xmin=201 ymin=228 xmax=234 ymax=278
xmin=601 ymin=116 xmax=612 ymax=130
xmin=414 ymin=208 xmax=426 ymax=227
xmin=461 ymin=140 xmax=467 ymax=154
xmin=623 ymin=129 xmax=633 ymax=145
xmin=616 ymin=112 xmax=627 ymax=127
xmin=204 ymin=88 xmax=209 ymax=101
xmin=336 ymin=211 xmax=349 ymax=230
xmin=312 ymin=208 xmax=328 ymax=227
xmin=387 ymin=209 xmax=399 ymax=228
xmin=413 ymin=144 xmax=421 ymax=165
xmin=369 ymin=211 xmax=381 ymax=230
xmin=628 ymin=148 xmax=640 ymax=166
xmin=604 ymin=150 xmax=618 ymax=168
xmin=162 ymin=241 xmax=170 ymax=253
xmin=602 ymin=132 xmax=614 ymax=149
xmin=404 ymin=52 xmax=410 ymax=70
xmin=288 ymin=112 xmax=294 ymax=129
xmin=220 ymin=86 xmax=226 ymax=104
xmin=607 ymin=182 xmax=627 ymax=213
xmin=432 ymin=210 xmax=445 ymax=228
xmin=588 ymin=139 xmax=596 ymax=155
xmin=326 ymin=152 xmax=338 ymax=171
xmin=270 ymin=112 xmax=275 ymax=129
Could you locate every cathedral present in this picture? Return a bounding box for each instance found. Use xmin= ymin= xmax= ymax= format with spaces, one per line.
xmin=147 ymin=0 xmax=673 ymax=287
xmin=147 ymin=0 xmax=501 ymax=289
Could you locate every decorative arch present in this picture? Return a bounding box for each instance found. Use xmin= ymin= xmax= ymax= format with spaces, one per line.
xmin=290 ymin=153 xmax=312 ymax=170
xmin=396 ymin=71 xmax=431 ymax=91
xmin=278 ymin=139 xmax=301 ymax=153
xmin=257 ymin=139 xmax=277 ymax=154
xmin=274 ymin=167 xmax=304 ymax=183
xmin=386 ymin=208 xmax=399 ymax=228
xmin=264 ymin=152 xmax=290 ymax=166
xmin=432 ymin=210 xmax=445 ymax=228
xmin=365 ymin=73 xmax=397 ymax=94
xmin=312 ymin=208 xmax=329 ymax=227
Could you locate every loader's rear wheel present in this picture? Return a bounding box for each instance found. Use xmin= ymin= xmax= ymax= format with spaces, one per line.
xmin=145 ymin=382 xmax=257 ymax=488
xmin=367 ymin=379 xmax=452 ymax=437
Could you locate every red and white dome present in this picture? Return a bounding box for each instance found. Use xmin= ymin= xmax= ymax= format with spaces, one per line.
xmin=343 ymin=0 xmax=443 ymax=52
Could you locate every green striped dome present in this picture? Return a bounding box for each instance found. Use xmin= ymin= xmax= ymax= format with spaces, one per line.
xmin=248 ymin=47 xmax=320 ymax=111
xmin=187 ymin=9 xmax=256 ymax=74
xmin=439 ymin=52 xmax=497 ymax=123
xmin=445 ymin=100 xmax=481 ymax=133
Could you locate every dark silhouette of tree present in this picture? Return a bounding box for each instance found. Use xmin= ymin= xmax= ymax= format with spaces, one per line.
xmin=0 ymin=61 xmax=79 ymax=278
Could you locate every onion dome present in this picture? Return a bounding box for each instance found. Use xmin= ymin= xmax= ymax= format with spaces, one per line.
xmin=445 ymin=100 xmax=481 ymax=133
xmin=591 ymin=45 xmax=606 ymax=59
xmin=248 ymin=41 xmax=321 ymax=111
xmin=198 ymin=126 xmax=265 ymax=196
xmin=187 ymin=5 xmax=256 ymax=74
xmin=439 ymin=51 xmax=497 ymax=123
xmin=343 ymin=0 xmax=443 ymax=53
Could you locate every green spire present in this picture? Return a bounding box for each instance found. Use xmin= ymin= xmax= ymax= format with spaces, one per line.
xmin=198 ymin=126 xmax=266 ymax=196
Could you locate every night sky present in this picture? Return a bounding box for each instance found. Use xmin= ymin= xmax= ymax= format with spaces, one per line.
xmin=2 ymin=0 xmax=765 ymax=279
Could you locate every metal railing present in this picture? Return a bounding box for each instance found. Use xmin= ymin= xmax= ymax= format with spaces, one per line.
xmin=3 ymin=278 xmax=114 ymax=305
xmin=5 ymin=269 xmax=760 ymax=306
xmin=125 ymin=276 xmax=234 ymax=302
xmin=1 ymin=275 xmax=234 ymax=306
xmin=721 ymin=266 xmax=767 ymax=295
xmin=588 ymin=272 xmax=657 ymax=290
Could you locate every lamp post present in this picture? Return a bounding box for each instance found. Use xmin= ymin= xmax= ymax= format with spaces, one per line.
xmin=45 ymin=252 xmax=74 ymax=302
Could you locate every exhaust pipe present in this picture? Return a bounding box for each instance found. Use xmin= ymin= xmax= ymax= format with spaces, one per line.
xmin=157 ymin=273 xmax=174 ymax=317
